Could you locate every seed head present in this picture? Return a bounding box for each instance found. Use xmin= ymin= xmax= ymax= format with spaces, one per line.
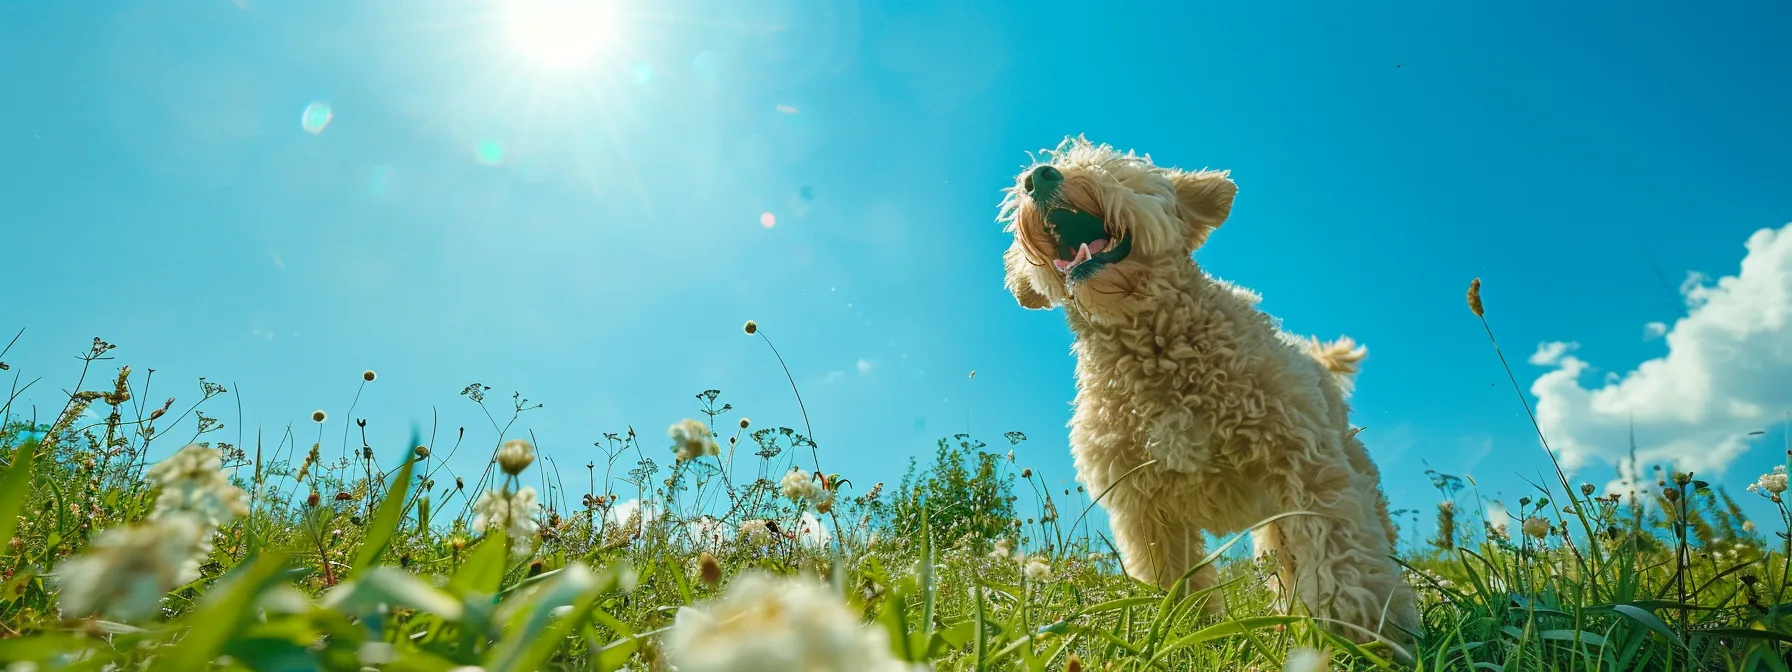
xmin=1663 ymin=487 xmax=1680 ymax=502
xmin=1021 ymin=468 xmax=1032 ymax=478
xmin=1522 ymin=516 xmax=1549 ymax=539
xmin=306 ymin=491 xmax=320 ymax=508
xmin=497 ymin=439 xmax=536 ymax=476
xmin=697 ymin=552 xmax=723 ymax=587
xmin=414 ymin=445 xmax=430 ymax=459
xmin=739 ymin=417 xmax=750 ymax=429
xmin=312 ymin=410 xmax=327 ymax=423
xmin=1580 ymin=483 xmax=1596 ymax=497
xmin=743 ymin=320 xmax=758 ymax=335
xmin=362 ymin=370 xmax=376 ymax=382
xmin=1467 ymin=278 xmax=1484 ymax=317
xmin=1066 ymin=654 xmax=1083 ymax=672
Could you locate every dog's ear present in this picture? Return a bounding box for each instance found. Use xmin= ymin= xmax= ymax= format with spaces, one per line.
xmin=1003 ymin=240 xmax=1052 ymax=310
xmin=1168 ymin=169 xmax=1237 ymax=251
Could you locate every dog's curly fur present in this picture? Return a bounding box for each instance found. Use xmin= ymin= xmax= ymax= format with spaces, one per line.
xmin=998 ymin=137 xmax=1419 ymax=647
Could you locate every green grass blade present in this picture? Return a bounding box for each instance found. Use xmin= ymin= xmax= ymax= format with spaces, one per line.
xmin=349 ymin=439 xmax=417 ymax=581
xmin=0 ymin=439 xmax=37 ymax=559
xmin=162 ymin=551 xmax=293 ymax=670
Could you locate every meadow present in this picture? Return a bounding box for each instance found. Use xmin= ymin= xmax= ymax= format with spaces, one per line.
xmin=1 ymin=290 xmax=1789 ymax=672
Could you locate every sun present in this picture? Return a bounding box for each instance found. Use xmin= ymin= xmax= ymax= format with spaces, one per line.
xmin=502 ymin=0 xmax=621 ymax=69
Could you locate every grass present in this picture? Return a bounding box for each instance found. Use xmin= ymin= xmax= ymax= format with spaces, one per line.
xmin=0 ymin=294 xmax=1789 ymax=671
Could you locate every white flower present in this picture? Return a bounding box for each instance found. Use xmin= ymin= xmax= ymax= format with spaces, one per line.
xmin=796 ymin=512 xmax=831 ymax=550
xmin=989 ymin=539 xmax=1011 ymax=559
xmin=664 ymin=572 xmax=916 ymax=672
xmin=471 ymin=486 xmax=539 ymax=542
xmin=496 ymin=439 xmax=535 ymax=476
xmin=1284 ymin=647 xmax=1331 ymax=672
xmin=739 ymin=519 xmax=774 ymax=545
xmin=54 ymin=513 xmax=208 ymax=622
xmin=669 ymin=419 xmax=719 ymax=462
xmin=146 ymin=444 xmax=248 ymax=527
xmin=781 ymin=468 xmax=821 ymax=503
xmin=1755 ymin=466 xmax=1788 ymax=495
xmin=1023 ymin=557 xmax=1052 ymax=582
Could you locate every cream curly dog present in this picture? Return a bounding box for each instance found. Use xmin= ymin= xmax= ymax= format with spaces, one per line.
xmin=998 ymin=137 xmax=1419 ymax=647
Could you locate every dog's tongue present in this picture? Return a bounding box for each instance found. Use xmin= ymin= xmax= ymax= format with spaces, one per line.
xmin=1052 ymin=239 xmax=1110 ymax=273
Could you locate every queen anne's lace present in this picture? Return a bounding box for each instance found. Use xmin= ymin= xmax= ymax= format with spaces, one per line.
xmin=472 ymin=486 xmax=540 ymax=541
xmin=666 ymin=572 xmax=926 ymax=672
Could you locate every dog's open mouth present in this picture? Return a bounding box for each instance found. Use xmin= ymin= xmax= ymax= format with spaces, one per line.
xmin=1046 ymin=210 xmax=1131 ymax=282
xmin=1054 ymin=238 xmax=1110 ymax=273
xmin=1027 ymin=164 xmax=1132 ymax=282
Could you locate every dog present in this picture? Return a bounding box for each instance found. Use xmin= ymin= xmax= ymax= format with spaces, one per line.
xmin=998 ymin=137 xmax=1419 ymax=648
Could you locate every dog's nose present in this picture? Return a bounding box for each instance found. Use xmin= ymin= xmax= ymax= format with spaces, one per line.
xmin=1025 ymin=165 xmax=1062 ymax=195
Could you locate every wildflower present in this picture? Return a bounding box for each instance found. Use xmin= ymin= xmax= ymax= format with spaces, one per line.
xmin=1023 ymin=557 xmax=1052 ymax=582
xmin=813 ymin=489 xmax=835 ymax=514
xmin=54 ymin=514 xmax=207 ymax=622
xmin=664 ymin=572 xmax=915 ymax=672
xmin=1580 ymin=483 xmax=1596 ymax=496
xmin=796 ymin=512 xmax=832 ymax=549
xmin=697 ymin=552 xmax=723 ymax=587
xmin=1522 ymin=517 xmax=1550 ymax=539
xmin=669 ymin=419 xmax=719 ymax=462
xmin=312 ymin=410 xmax=327 ymax=423
xmin=781 ymin=468 xmax=822 ymax=503
xmin=739 ymin=519 xmax=773 ymax=545
xmin=471 ymin=486 xmax=540 ymax=542
xmin=1088 ymin=552 xmax=1103 ymax=562
xmin=146 ymin=444 xmax=249 ymax=527
xmin=989 ymin=539 xmax=1011 ymax=559
xmin=1754 ymin=466 xmax=1788 ymax=495
xmin=743 ymin=320 xmax=758 ymax=335
xmin=1466 ymin=278 xmax=1484 ymax=317
xmin=497 ymin=439 xmax=535 ymax=476
xmin=1021 ymin=468 xmax=1033 ymax=478
xmin=414 ymin=445 xmax=429 ymax=459
xmin=362 ymin=370 xmax=377 ymax=382
xmin=1284 ymin=647 xmax=1331 ymax=672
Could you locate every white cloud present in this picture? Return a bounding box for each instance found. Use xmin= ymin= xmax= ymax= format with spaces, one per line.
xmin=607 ymin=498 xmax=662 ymax=529
xmin=1530 ymin=223 xmax=1792 ymax=477
xmin=1529 ymin=341 xmax=1579 ymax=366
xmin=856 ymin=358 xmax=873 ymax=375
xmin=1643 ymin=322 xmax=1667 ymax=339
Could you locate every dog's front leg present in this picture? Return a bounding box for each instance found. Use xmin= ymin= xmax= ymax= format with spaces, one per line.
xmin=1105 ymin=489 xmax=1225 ymax=616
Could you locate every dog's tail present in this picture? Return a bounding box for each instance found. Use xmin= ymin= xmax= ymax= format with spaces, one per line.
xmin=1310 ymin=336 xmax=1367 ymax=395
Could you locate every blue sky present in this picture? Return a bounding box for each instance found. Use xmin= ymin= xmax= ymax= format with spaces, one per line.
xmin=4 ymin=0 xmax=1791 ymax=543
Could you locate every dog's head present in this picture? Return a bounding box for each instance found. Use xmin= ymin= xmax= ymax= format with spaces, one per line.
xmin=998 ymin=136 xmax=1236 ymax=311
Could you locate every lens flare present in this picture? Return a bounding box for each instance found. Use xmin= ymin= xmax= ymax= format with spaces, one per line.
xmin=301 ymin=102 xmax=333 ymax=134
xmin=759 ymin=212 xmax=776 ymax=228
xmin=477 ymin=141 xmax=505 ymax=166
